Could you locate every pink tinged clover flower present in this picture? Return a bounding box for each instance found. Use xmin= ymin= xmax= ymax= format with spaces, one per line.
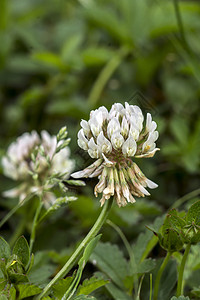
xmin=2 ymin=129 xmax=75 ymax=208
xmin=72 ymin=102 xmax=159 ymax=207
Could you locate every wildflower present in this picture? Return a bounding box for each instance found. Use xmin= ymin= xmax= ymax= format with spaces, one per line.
xmin=72 ymin=102 xmax=159 ymax=207
xmin=2 ymin=129 xmax=75 ymax=208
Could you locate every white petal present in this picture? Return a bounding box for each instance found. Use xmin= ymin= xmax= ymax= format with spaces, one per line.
xmin=121 ymin=116 xmax=129 ymax=138
xmin=111 ymin=132 xmax=124 ymax=150
xmin=129 ymin=121 xmax=140 ymax=140
xmin=102 ymin=153 xmax=114 ymax=166
xmin=107 ymin=117 xmax=120 ymax=139
xmin=89 ymin=117 xmax=102 ymax=137
xmin=146 ymin=179 xmax=158 ymax=189
xmin=71 ymin=170 xmax=88 ymax=178
xmin=80 ymin=120 xmax=90 ymax=136
xmin=3 ymin=188 xmax=20 ymax=198
xmin=135 ymin=148 xmax=160 ymax=158
xmin=97 ymin=131 xmax=112 ymax=154
xmin=146 ymin=113 xmax=152 ymax=130
xmin=88 ymin=137 xmax=100 ymax=158
xmin=122 ymin=136 xmax=137 ymax=157
xmin=150 ymin=121 xmax=157 ymax=132
xmin=77 ymin=129 xmax=88 ymax=150
xmin=138 ymin=185 xmax=150 ymax=196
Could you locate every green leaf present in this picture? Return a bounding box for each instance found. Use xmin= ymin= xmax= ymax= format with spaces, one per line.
xmin=8 ymin=272 xmax=29 ymax=284
xmin=192 ymin=286 xmax=200 ymax=297
xmin=170 ymin=117 xmax=189 ymax=146
xmin=13 ymin=236 xmax=30 ymax=268
xmin=157 ymin=260 xmax=177 ymax=300
xmin=0 ymin=279 xmax=7 ymax=290
xmin=0 ymin=258 xmax=7 ymax=278
xmin=73 ymin=296 xmax=97 ymax=300
xmin=61 ymin=34 xmax=83 ymax=63
xmin=159 ymin=228 xmax=184 ymax=252
xmin=65 ymin=180 xmax=86 ymax=187
xmin=79 ymin=235 xmax=101 ymax=269
xmin=90 ymin=242 xmax=129 ymax=290
xmin=82 ymin=47 xmax=113 ymax=66
xmin=163 ymin=209 xmax=186 ymax=231
xmin=0 ymin=295 xmax=8 ymax=300
xmin=187 ymin=200 xmax=200 ymax=225
xmin=105 ymin=282 xmax=132 ymax=300
xmin=52 ymin=277 xmax=73 ymax=299
xmin=133 ymin=215 xmax=165 ymax=263
xmin=77 ymin=276 xmax=109 ymax=296
xmin=32 ymin=52 xmax=64 ymax=70
xmin=0 ymin=237 xmax=11 ymax=261
xmin=28 ymin=252 xmax=55 ymax=285
xmin=136 ymin=258 xmax=156 ymax=274
xmin=16 ymin=284 xmax=42 ymax=299
xmin=170 ymin=297 xmax=190 ymax=300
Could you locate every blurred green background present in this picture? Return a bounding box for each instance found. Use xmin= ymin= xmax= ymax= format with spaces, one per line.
xmin=0 ymin=0 xmax=200 ymax=263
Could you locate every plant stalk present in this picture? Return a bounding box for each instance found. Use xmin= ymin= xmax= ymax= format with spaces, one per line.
xmin=0 ymin=193 xmax=35 ymax=229
xmin=88 ymin=47 xmax=129 ymax=107
xmin=37 ymin=198 xmax=113 ymax=299
xmin=176 ymin=244 xmax=191 ymax=297
xmin=29 ymin=200 xmax=43 ymax=254
xmin=153 ymin=252 xmax=171 ymax=300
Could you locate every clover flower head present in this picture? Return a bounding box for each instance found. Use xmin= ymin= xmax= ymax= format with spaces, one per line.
xmin=2 ymin=129 xmax=75 ymax=207
xmin=72 ymin=102 xmax=159 ymax=207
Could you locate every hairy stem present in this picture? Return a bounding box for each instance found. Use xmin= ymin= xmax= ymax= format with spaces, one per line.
xmin=37 ymin=198 xmax=113 ymax=299
xmin=153 ymin=252 xmax=171 ymax=300
xmin=29 ymin=200 xmax=43 ymax=254
xmin=107 ymin=219 xmax=138 ymax=296
xmin=176 ymin=244 xmax=191 ymax=297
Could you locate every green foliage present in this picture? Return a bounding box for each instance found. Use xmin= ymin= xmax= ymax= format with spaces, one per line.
xmin=12 ymin=236 xmax=30 ymax=268
xmin=152 ymin=201 xmax=200 ymax=253
xmin=170 ymin=297 xmax=190 ymax=300
xmin=28 ymin=251 xmax=55 ymax=285
xmin=73 ymin=296 xmax=97 ymax=300
xmin=1 ymin=0 xmax=200 ymax=298
xmin=0 ymin=237 xmax=11 ymax=261
xmin=52 ymin=277 xmax=73 ymax=299
xmin=90 ymin=242 xmax=129 ymax=290
xmin=79 ymin=235 xmax=102 ymax=269
xmin=15 ymin=284 xmax=42 ymax=299
xmin=77 ymin=276 xmax=109 ymax=296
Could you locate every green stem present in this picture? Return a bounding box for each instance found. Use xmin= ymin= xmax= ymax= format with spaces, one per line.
xmin=37 ymin=198 xmax=113 ymax=299
xmin=0 ymin=193 xmax=35 ymax=229
xmin=9 ymin=217 xmax=26 ymax=247
xmin=173 ymin=0 xmax=188 ymax=49
xmin=29 ymin=200 xmax=43 ymax=254
xmin=107 ymin=219 xmax=138 ymax=296
xmin=149 ymin=274 xmax=153 ymax=300
xmin=171 ymin=188 xmax=200 ymax=209
xmin=88 ymin=47 xmax=129 ymax=107
xmin=176 ymin=244 xmax=191 ymax=297
xmin=153 ymin=252 xmax=171 ymax=300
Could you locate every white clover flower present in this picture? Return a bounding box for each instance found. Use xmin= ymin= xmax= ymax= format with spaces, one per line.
xmin=2 ymin=129 xmax=75 ymax=208
xmin=72 ymin=102 xmax=159 ymax=207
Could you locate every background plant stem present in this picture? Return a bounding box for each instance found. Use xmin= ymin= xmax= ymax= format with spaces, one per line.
xmin=36 ymin=197 xmax=113 ymax=299
xmin=176 ymin=244 xmax=191 ymax=297
xmin=88 ymin=47 xmax=129 ymax=107
xmin=0 ymin=193 xmax=35 ymax=229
